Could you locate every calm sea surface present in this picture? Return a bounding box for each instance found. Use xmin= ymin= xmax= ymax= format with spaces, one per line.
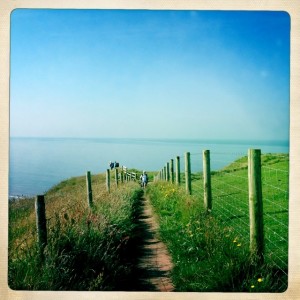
xmin=9 ymin=137 xmax=289 ymax=197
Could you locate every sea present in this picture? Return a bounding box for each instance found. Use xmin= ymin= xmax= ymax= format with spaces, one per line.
xmin=9 ymin=137 xmax=289 ymax=198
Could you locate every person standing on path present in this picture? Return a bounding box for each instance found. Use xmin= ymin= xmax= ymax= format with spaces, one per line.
xmin=140 ymin=171 xmax=148 ymax=188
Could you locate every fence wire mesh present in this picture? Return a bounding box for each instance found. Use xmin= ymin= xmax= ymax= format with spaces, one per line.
xmin=157 ymin=150 xmax=289 ymax=291
xmin=261 ymin=160 xmax=289 ymax=290
xmin=210 ymin=153 xmax=250 ymax=247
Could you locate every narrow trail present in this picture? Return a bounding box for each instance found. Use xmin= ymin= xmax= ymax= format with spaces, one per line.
xmin=133 ymin=193 xmax=174 ymax=291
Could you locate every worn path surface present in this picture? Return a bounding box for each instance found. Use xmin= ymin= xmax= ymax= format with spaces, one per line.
xmin=133 ymin=194 xmax=174 ymax=291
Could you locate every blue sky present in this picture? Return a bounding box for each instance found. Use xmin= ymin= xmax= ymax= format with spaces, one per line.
xmin=10 ymin=9 xmax=290 ymax=141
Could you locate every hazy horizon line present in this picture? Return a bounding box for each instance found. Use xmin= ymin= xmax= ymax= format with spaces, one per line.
xmin=10 ymin=135 xmax=289 ymax=145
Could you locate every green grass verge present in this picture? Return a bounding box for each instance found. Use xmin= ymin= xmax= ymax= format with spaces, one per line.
xmin=9 ymin=173 xmax=143 ymax=291
xmin=147 ymin=153 xmax=288 ymax=292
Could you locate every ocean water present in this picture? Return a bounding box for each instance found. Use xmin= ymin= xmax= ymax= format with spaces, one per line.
xmin=9 ymin=137 xmax=289 ymax=197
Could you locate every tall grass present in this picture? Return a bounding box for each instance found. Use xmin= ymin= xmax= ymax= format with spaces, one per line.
xmin=8 ymin=156 xmax=288 ymax=292
xmin=9 ymin=173 xmax=143 ymax=290
xmin=147 ymin=153 xmax=288 ymax=292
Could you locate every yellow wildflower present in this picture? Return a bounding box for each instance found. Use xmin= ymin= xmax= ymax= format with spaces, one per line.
xmin=237 ymin=243 xmax=242 ymax=247
xmin=251 ymin=285 xmax=255 ymax=289
xmin=257 ymin=278 xmax=263 ymax=283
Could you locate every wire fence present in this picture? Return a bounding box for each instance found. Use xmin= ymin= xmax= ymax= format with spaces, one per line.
xmin=261 ymin=163 xmax=289 ymax=285
xmin=155 ymin=149 xmax=289 ymax=290
xmin=209 ymin=153 xmax=249 ymax=246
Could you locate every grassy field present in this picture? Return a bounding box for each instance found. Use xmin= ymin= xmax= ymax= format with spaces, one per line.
xmin=147 ymin=153 xmax=289 ymax=292
xmin=8 ymin=154 xmax=288 ymax=292
xmin=8 ymin=172 xmax=144 ymax=290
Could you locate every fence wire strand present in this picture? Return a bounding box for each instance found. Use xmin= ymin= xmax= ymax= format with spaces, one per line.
xmin=157 ymin=150 xmax=288 ymax=291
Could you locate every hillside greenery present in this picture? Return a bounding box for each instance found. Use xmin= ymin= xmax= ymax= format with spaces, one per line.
xmin=9 ymin=173 xmax=144 ymax=290
xmin=8 ymin=154 xmax=288 ymax=292
xmin=147 ymin=153 xmax=288 ymax=292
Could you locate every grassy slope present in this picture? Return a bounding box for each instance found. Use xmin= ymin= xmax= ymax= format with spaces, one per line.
xmin=147 ymin=153 xmax=289 ymax=292
xmin=9 ymin=172 xmax=144 ymax=290
xmin=9 ymin=155 xmax=288 ymax=292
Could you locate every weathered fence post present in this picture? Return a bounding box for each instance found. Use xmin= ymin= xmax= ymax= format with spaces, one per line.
xmin=166 ymin=162 xmax=170 ymax=181
xmin=203 ymin=150 xmax=212 ymax=212
xmin=115 ymin=168 xmax=118 ymax=187
xmin=164 ymin=166 xmax=167 ymax=181
xmin=170 ymin=159 xmax=174 ymax=183
xmin=185 ymin=152 xmax=192 ymax=195
xmin=121 ymin=169 xmax=124 ymax=183
xmin=86 ymin=171 xmax=93 ymax=207
xmin=35 ymin=195 xmax=47 ymax=259
xmin=106 ymin=169 xmax=111 ymax=192
xmin=176 ymin=156 xmax=181 ymax=185
xmin=248 ymin=149 xmax=264 ymax=262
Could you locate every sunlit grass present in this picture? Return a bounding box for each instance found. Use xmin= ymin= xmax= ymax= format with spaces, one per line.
xmin=9 ymin=172 xmax=143 ymax=290
xmin=9 ymin=154 xmax=288 ymax=291
xmin=147 ymin=153 xmax=288 ymax=292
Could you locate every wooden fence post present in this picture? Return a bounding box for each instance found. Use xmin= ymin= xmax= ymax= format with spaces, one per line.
xmin=166 ymin=162 xmax=170 ymax=181
xmin=106 ymin=169 xmax=110 ymax=192
xmin=121 ymin=169 xmax=124 ymax=183
xmin=248 ymin=149 xmax=264 ymax=261
xmin=203 ymin=150 xmax=212 ymax=212
xmin=170 ymin=159 xmax=174 ymax=183
xmin=164 ymin=166 xmax=167 ymax=181
xmin=185 ymin=152 xmax=192 ymax=195
xmin=176 ymin=156 xmax=181 ymax=185
xmin=86 ymin=171 xmax=93 ymax=207
xmin=115 ymin=168 xmax=118 ymax=187
xmin=35 ymin=195 xmax=47 ymax=259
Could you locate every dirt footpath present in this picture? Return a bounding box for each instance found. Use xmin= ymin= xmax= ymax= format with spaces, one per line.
xmin=135 ymin=195 xmax=174 ymax=292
